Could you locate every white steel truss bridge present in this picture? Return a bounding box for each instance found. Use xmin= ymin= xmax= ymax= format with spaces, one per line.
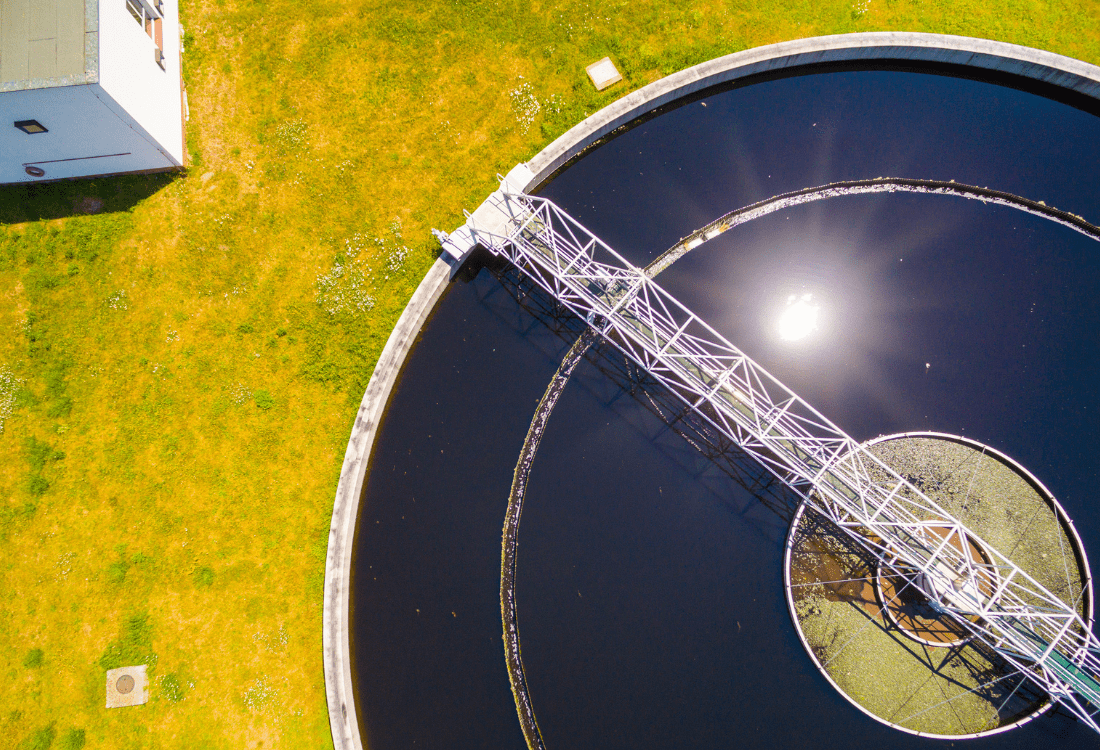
xmin=437 ymin=168 xmax=1100 ymax=734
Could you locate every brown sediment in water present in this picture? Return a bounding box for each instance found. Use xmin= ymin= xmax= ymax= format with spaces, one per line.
xmin=791 ymin=534 xmax=878 ymax=616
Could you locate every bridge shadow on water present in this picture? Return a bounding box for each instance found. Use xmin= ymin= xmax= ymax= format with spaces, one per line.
xmin=461 ymin=248 xmax=806 ymax=750
xmin=462 ymin=248 xmax=801 ymax=542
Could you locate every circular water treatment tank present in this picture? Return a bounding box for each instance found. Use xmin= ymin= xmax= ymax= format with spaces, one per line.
xmin=785 ymin=433 xmax=1092 ymax=738
xmin=327 ymin=34 xmax=1100 ymax=750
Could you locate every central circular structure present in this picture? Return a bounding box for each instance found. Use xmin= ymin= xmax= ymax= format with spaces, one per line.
xmin=875 ymin=526 xmax=995 ymax=648
xmin=785 ymin=433 xmax=1092 ymax=738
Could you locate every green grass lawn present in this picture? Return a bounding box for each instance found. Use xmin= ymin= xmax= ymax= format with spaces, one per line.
xmin=1 ymin=1 xmax=1098 ymax=747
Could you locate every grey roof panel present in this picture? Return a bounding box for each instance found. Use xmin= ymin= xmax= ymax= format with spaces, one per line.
xmin=1 ymin=0 xmax=88 ymax=86
xmin=28 ymin=0 xmax=56 ymax=41
xmin=0 ymin=0 xmax=30 ymax=83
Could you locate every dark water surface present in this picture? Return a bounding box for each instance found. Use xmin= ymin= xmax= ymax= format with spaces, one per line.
xmin=352 ymin=68 xmax=1100 ymax=748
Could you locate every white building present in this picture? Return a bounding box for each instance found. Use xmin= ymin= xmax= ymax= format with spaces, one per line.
xmin=0 ymin=0 xmax=184 ymax=183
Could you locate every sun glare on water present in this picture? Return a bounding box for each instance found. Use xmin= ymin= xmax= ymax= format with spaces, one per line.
xmin=778 ymin=294 xmax=820 ymax=341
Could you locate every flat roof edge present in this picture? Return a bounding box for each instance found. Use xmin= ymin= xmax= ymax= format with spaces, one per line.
xmin=0 ymin=72 xmax=99 ymax=93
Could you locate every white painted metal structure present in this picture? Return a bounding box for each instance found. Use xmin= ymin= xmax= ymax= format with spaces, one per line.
xmin=439 ymin=167 xmax=1100 ymax=733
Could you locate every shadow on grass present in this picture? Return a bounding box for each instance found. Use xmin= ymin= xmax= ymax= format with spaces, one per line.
xmin=0 ymin=171 xmax=182 ymax=225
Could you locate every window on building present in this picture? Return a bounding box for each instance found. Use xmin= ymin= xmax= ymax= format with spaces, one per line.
xmin=126 ymin=0 xmax=166 ymax=69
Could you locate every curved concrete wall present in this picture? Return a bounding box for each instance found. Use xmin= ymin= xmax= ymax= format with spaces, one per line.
xmin=323 ymin=33 xmax=1100 ymax=750
xmin=525 ymin=32 xmax=1100 ymax=187
xmin=322 ymin=257 xmax=451 ymax=750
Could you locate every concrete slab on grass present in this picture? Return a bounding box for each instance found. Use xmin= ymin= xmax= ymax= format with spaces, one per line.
xmin=106 ymin=665 xmax=148 ymax=708
xmin=586 ymin=57 xmax=622 ymax=91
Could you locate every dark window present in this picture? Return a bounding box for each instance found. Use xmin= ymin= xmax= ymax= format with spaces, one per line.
xmin=14 ymin=120 xmax=48 ymax=134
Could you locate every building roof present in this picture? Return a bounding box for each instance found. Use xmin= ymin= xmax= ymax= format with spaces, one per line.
xmin=0 ymin=0 xmax=96 ymax=91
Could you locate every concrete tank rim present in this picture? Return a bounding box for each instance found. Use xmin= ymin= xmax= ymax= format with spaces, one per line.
xmin=523 ymin=32 xmax=1100 ymax=190
xmin=323 ymin=33 xmax=1100 ymax=750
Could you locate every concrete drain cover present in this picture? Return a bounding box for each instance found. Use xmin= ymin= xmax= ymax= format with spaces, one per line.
xmin=106 ymin=665 xmax=148 ymax=708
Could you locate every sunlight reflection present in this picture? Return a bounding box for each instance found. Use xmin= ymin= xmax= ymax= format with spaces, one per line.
xmin=778 ymin=294 xmax=820 ymax=341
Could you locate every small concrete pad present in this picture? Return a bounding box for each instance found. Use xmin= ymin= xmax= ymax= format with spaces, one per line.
xmin=586 ymin=57 xmax=622 ymax=91
xmin=106 ymin=665 xmax=149 ymax=708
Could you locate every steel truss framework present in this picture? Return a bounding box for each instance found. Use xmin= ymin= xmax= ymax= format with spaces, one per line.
xmin=451 ymin=186 xmax=1100 ymax=733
